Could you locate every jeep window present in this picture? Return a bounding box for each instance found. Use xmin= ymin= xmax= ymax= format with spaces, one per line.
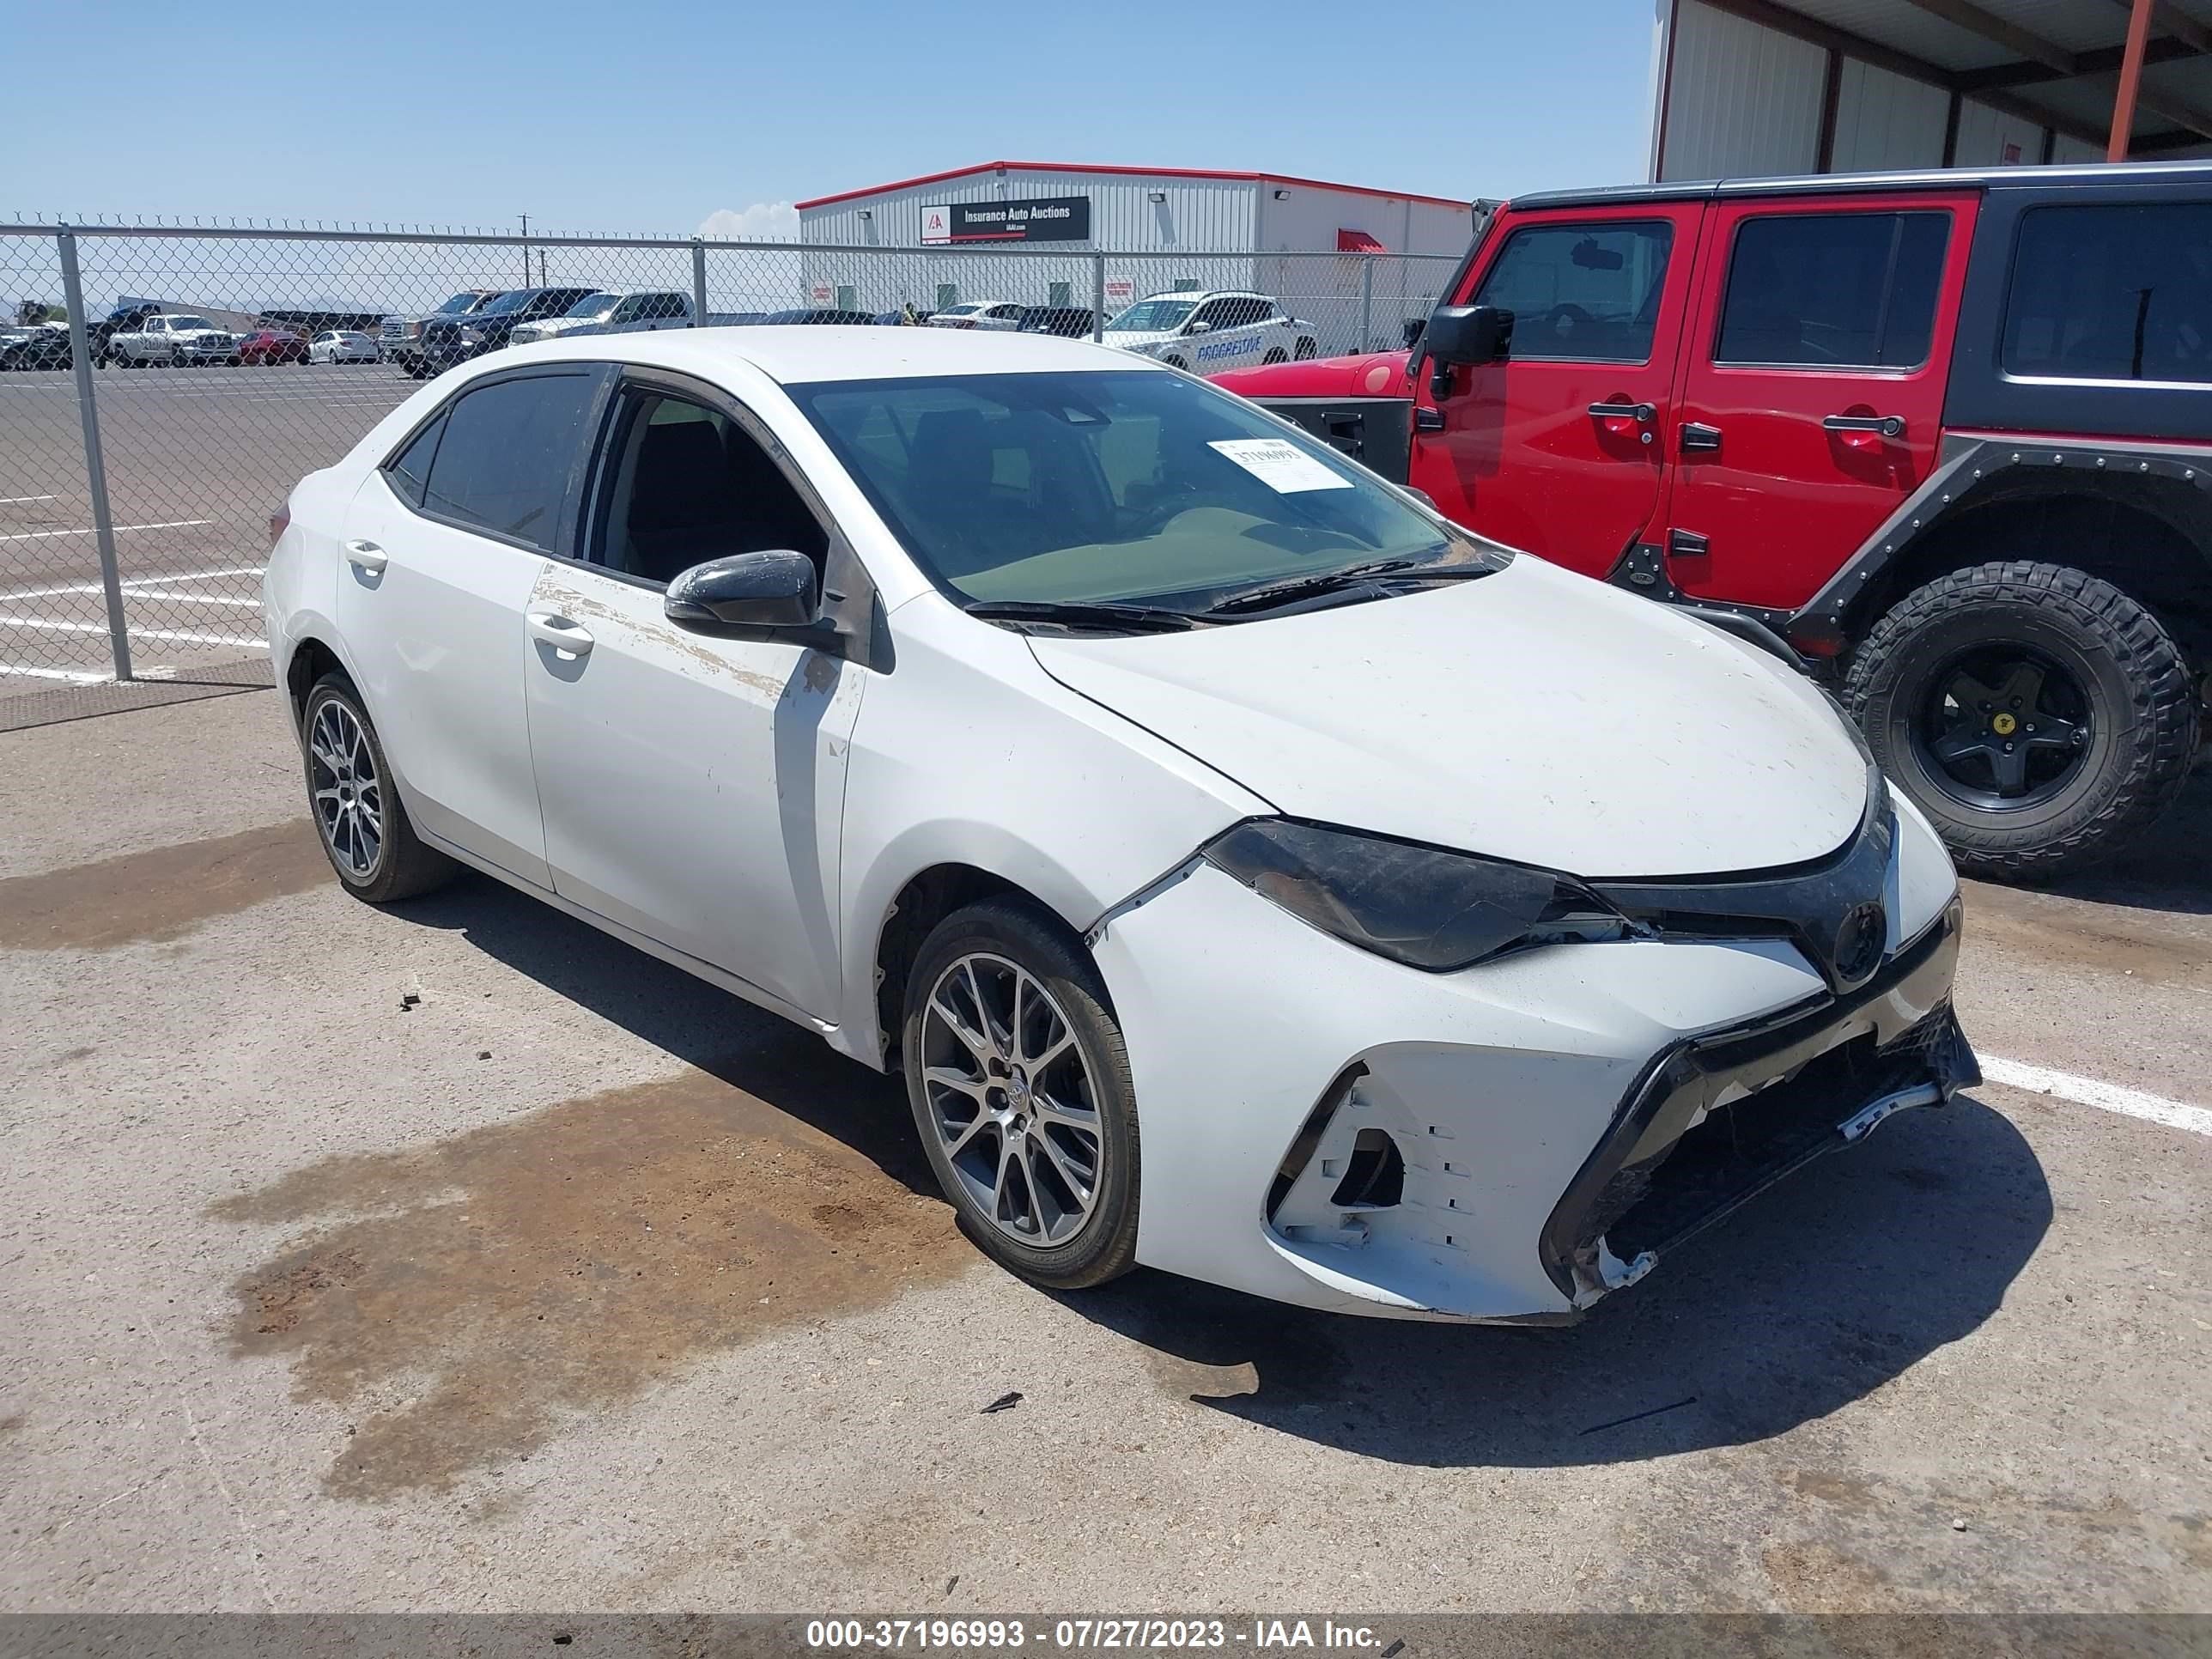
xmin=1715 ymin=211 xmax=1948 ymax=370
xmin=1471 ymin=222 xmax=1673 ymax=363
xmin=2002 ymin=203 xmax=2212 ymax=386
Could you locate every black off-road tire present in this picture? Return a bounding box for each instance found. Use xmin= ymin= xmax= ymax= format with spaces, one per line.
xmin=301 ymin=672 xmax=458 ymax=903
xmin=902 ymin=897 xmax=1140 ymax=1292
xmin=1845 ymin=561 xmax=2198 ymax=881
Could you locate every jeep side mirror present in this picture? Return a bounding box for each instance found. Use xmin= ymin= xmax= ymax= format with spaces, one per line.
xmin=1424 ymin=305 xmax=1513 ymax=368
xmin=665 ymin=550 xmax=819 ymax=634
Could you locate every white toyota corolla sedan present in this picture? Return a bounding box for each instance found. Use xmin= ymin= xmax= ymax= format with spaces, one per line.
xmin=264 ymin=326 xmax=1978 ymax=1323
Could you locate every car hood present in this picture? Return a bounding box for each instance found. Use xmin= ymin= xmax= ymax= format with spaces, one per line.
xmin=1024 ymin=558 xmax=1870 ymax=878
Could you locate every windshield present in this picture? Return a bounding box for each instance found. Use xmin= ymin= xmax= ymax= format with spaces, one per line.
xmin=167 ymin=316 xmax=216 ymax=331
xmin=793 ymin=370 xmax=1505 ymax=611
xmin=434 ymin=292 xmax=486 ymax=314
xmin=477 ymin=290 xmax=537 ymax=316
xmin=562 ymin=291 xmax=620 ymax=319
xmin=1106 ymin=299 xmax=1196 ymax=333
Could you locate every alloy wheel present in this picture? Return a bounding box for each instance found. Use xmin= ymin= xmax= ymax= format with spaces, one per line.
xmin=1913 ymin=644 xmax=2093 ymax=809
xmin=307 ymin=697 xmax=384 ymax=880
xmin=920 ymin=952 xmax=1103 ymax=1247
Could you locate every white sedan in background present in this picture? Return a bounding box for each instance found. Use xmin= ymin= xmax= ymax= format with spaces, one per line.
xmin=307 ymin=331 xmax=380 ymax=364
xmin=927 ymin=301 xmax=1026 ymax=331
xmin=263 ymin=327 xmax=1973 ymax=1322
xmin=1104 ymin=290 xmax=1318 ymax=371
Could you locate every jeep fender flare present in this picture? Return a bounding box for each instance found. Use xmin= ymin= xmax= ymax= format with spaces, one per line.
xmin=1787 ymin=434 xmax=2212 ymax=654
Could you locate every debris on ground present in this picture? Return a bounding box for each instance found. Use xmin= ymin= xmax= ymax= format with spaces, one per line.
xmin=981 ymin=1391 xmax=1022 ymax=1414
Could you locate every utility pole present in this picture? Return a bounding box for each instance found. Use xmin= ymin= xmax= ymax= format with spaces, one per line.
xmin=520 ymin=211 xmax=532 ymax=287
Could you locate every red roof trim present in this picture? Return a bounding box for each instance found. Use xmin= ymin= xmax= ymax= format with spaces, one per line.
xmin=794 ymin=161 xmax=1470 ymax=212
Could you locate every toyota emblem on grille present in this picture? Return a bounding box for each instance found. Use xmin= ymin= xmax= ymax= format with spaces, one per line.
xmin=1832 ymin=902 xmax=1887 ymax=986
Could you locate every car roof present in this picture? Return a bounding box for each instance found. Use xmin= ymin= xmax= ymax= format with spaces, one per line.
xmin=508 ymin=324 xmax=1171 ymax=385
xmin=1509 ymin=158 xmax=2212 ymax=212
xmin=1135 ymin=289 xmax=1263 ymax=303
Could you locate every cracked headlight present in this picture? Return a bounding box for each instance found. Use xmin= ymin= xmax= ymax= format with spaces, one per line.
xmin=1201 ymin=818 xmax=1628 ymax=972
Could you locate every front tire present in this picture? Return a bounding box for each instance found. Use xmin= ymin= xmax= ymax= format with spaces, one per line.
xmin=300 ymin=673 xmax=458 ymax=902
xmin=1293 ymin=337 xmax=1317 ymax=360
xmin=1845 ymin=561 xmax=2198 ymax=881
xmin=902 ymin=898 xmax=1139 ymax=1291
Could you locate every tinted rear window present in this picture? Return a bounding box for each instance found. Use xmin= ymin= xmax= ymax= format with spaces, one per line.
xmin=1715 ymin=211 xmax=1949 ymax=369
xmin=2002 ymin=203 xmax=2212 ymax=384
xmin=416 ymin=373 xmax=597 ymax=550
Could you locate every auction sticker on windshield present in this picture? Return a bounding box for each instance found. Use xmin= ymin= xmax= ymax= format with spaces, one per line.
xmin=1207 ymin=438 xmax=1352 ymax=493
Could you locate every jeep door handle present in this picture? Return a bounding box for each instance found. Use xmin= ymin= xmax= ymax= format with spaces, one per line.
xmin=1588 ymin=401 xmax=1656 ymax=423
xmin=1680 ymin=422 xmax=1723 ymax=453
xmin=343 ymin=539 xmax=387 ymax=574
xmin=526 ymin=611 xmax=593 ymax=657
xmin=1822 ymin=413 xmax=1905 ymax=438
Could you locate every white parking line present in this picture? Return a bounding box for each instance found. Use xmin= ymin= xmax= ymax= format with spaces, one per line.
xmin=0 ymin=568 xmax=265 ymax=603
xmin=1982 ymin=1055 xmax=2212 ymax=1139
xmin=0 ymin=616 xmax=265 ymax=648
xmin=125 ymin=593 xmax=263 ymax=609
xmin=0 ymin=662 xmax=107 ymax=683
xmin=0 ymin=494 xmax=61 ymax=504
xmin=0 ymin=519 xmax=215 ymax=544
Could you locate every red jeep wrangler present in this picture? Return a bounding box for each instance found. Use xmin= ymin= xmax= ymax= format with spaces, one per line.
xmin=1216 ymin=163 xmax=2212 ymax=879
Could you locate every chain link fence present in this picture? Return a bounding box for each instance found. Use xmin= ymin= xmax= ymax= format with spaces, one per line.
xmin=0 ymin=223 xmax=1456 ymax=719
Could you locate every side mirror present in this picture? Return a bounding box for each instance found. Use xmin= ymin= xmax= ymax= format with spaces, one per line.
xmin=1185 ymin=320 xmax=1212 ymax=335
xmin=1401 ymin=318 xmax=1426 ymax=349
xmin=1424 ymin=304 xmax=1513 ymax=368
xmin=665 ymin=550 xmax=819 ymax=633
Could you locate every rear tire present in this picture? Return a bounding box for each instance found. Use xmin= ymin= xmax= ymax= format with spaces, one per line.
xmin=300 ymin=673 xmax=458 ymax=903
xmin=1262 ymin=347 xmax=1288 ymax=364
xmin=1844 ymin=561 xmax=2198 ymax=881
xmin=902 ymin=897 xmax=1140 ymax=1292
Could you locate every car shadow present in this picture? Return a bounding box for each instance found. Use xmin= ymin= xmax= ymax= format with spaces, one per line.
xmin=1064 ymin=1093 xmax=2050 ymax=1468
xmin=2021 ymin=768 xmax=2212 ymax=916
xmin=391 ymin=870 xmax=2051 ymax=1471
xmin=391 ymin=870 xmax=936 ymax=1200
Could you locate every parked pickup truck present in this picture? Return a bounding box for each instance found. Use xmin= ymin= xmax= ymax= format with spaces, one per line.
xmin=507 ymin=288 xmax=720 ymax=345
xmin=1216 ymin=161 xmax=2212 ymax=880
xmin=106 ymin=313 xmax=239 ymax=367
xmin=380 ymin=289 xmax=503 ymax=378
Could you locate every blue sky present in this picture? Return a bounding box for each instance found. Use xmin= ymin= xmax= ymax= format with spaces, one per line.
xmin=7 ymin=2 xmax=1657 ymax=236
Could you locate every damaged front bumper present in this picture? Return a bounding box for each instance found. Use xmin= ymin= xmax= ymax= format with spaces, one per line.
xmin=1091 ymin=817 xmax=1973 ymax=1324
xmin=1540 ymin=896 xmax=1975 ymax=1310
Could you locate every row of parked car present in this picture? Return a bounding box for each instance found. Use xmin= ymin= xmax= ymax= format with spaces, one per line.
xmin=0 ymin=307 xmax=386 ymax=371
xmin=5 ymin=282 xmax=1332 ymax=380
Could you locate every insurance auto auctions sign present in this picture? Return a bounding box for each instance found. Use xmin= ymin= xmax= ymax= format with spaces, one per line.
xmin=919 ymin=196 xmax=1091 ymax=245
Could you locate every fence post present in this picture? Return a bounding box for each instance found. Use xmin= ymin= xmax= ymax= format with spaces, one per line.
xmin=1359 ymin=258 xmax=1375 ymax=356
xmin=56 ymin=228 xmax=132 ymax=683
xmin=1091 ymin=252 xmax=1105 ymax=342
xmin=691 ymin=239 xmax=709 ymax=326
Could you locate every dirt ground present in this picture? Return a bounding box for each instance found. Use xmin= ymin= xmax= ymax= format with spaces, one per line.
xmin=2 ymin=690 xmax=2208 ymax=1618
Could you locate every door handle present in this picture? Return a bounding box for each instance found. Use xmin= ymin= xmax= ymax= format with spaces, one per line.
xmin=343 ymin=539 xmax=387 ymax=574
xmin=1587 ymin=401 xmax=1656 ymax=423
xmin=526 ymin=611 xmax=593 ymax=657
xmin=1822 ymin=413 xmax=1906 ymax=438
xmin=1680 ymin=422 xmax=1723 ymax=453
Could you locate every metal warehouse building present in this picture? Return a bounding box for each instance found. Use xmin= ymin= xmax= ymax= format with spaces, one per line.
xmin=1650 ymin=0 xmax=2212 ymax=180
xmin=790 ymin=161 xmax=1474 ymax=349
